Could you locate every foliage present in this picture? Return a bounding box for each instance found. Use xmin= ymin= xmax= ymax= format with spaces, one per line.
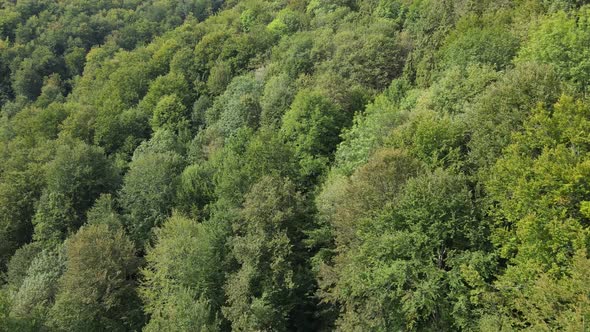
xmin=281 ymin=89 xmax=348 ymax=181
xmin=32 ymin=138 xmax=120 ymax=247
xmin=482 ymin=96 xmax=590 ymax=329
xmin=48 ymin=224 xmax=143 ymax=331
xmin=119 ymin=150 xmax=183 ymax=247
xmin=223 ymin=175 xmax=315 ymax=331
xmin=141 ymin=214 xmax=227 ymax=331
xmin=0 ymin=168 xmax=43 ymax=268
xmin=1 ymin=1 xmax=590 ymax=331
xmin=10 ymin=246 xmax=65 ymax=330
xmin=466 ymin=62 xmax=562 ymax=170
xmin=320 ymin=161 xmax=489 ymax=330
xmin=518 ymin=7 xmax=590 ymax=92
xmin=207 ymin=74 xmax=264 ymax=136
xmin=439 ymin=14 xmax=519 ymax=71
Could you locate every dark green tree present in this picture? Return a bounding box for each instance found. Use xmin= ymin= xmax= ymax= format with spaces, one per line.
xmin=48 ymin=224 xmax=143 ymax=331
xmin=223 ymin=176 xmax=316 ymax=331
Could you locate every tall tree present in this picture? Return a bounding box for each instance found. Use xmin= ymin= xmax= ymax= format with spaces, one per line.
xmin=482 ymin=96 xmax=590 ymax=330
xmin=48 ymin=224 xmax=143 ymax=331
xmin=119 ymin=150 xmax=183 ymax=247
xmin=141 ymin=214 xmax=227 ymax=331
xmin=223 ymin=176 xmax=316 ymax=331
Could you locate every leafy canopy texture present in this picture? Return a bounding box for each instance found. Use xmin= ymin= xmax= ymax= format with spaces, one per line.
xmin=48 ymin=224 xmax=143 ymax=331
xmin=0 ymin=1 xmax=590 ymax=331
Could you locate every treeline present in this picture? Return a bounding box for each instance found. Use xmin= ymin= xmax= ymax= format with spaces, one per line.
xmin=0 ymin=0 xmax=589 ymax=331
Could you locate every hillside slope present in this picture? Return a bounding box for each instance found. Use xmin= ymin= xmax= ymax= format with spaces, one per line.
xmin=1 ymin=0 xmax=589 ymax=330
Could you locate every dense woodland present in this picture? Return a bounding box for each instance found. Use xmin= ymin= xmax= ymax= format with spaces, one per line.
xmin=0 ymin=0 xmax=589 ymax=330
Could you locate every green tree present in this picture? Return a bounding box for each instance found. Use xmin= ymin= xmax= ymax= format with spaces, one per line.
xmin=5 ymin=243 xmax=41 ymax=291
xmin=439 ymin=15 xmax=519 ymax=71
xmin=223 ymin=176 xmax=316 ymax=331
xmin=260 ymin=73 xmax=296 ymax=127
xmin=86 ymin=194 xmax=123 ymax=230
xmin=212 ymin=128 xmax=298 ymax=208
xmin=139 ymin=72 xmax=191 ymax=115
xmin=0 ymin=168 xmax=43 ymax=269
xmin=32 ymin=192 xmax=77 ymax=248
xmin=119 ymin=150 xmax=183 ymax=246
xmin=141 ymin=214 xmax=227 ymax=331
xmin=207 ymin=75 xmax=263 ymax=137
xmin=389 ymin=109 xmax=467 ymax=169
xmin=323 ymin=27 xmax=404 ymax=91
xmin=207 ymin=60 xmax=233 ymax=95
xmin=45 ymin=139 xmax=120 ymax=220
xmin=0 ymin=289 xmax=13 ymax=332
xmin=35 ymin=74 xmax=65 ymax=108
xmin=316 ymin=147 xmax=493 ymax=330
xmin=48 ymin=224 xmax=143 ymax=331
xmin=269 ymin=33 xmax=314 ymax=78
xmin=33 ymin=139 xmax=120 ymax=246
xmin=281 ymin=89 xmax=348 ymax=181
xmin=9 ymin=247 xmax=65 ymax=331
xmin=482 ymin=96 xmax=590 ymax=329
xmin=176 ymin=163 xmax=215 ymax=219
xmin=267 ymin=8 xmax=307 ymax=36
xmin=333 ymin=79 xmax=413 ymax=175
xmin=518 ymin=6 xmax=590 ymax=92
xmin=467 ymin=63 xmax=561 ymax=169
xmin=151 ymin=94 xmax=189 ymax=132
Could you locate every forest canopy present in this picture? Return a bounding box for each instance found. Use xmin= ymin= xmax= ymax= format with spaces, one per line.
xmin=1 ymin=0 xmax=590 ymax=331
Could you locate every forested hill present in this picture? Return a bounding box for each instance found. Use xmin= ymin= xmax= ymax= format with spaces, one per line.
xmin=1 ymin=0 xmax=589 ymax=330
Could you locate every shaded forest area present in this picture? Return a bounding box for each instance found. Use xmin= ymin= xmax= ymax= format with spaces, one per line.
xmin=1 ymin=0 xmax=590 ymax=330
